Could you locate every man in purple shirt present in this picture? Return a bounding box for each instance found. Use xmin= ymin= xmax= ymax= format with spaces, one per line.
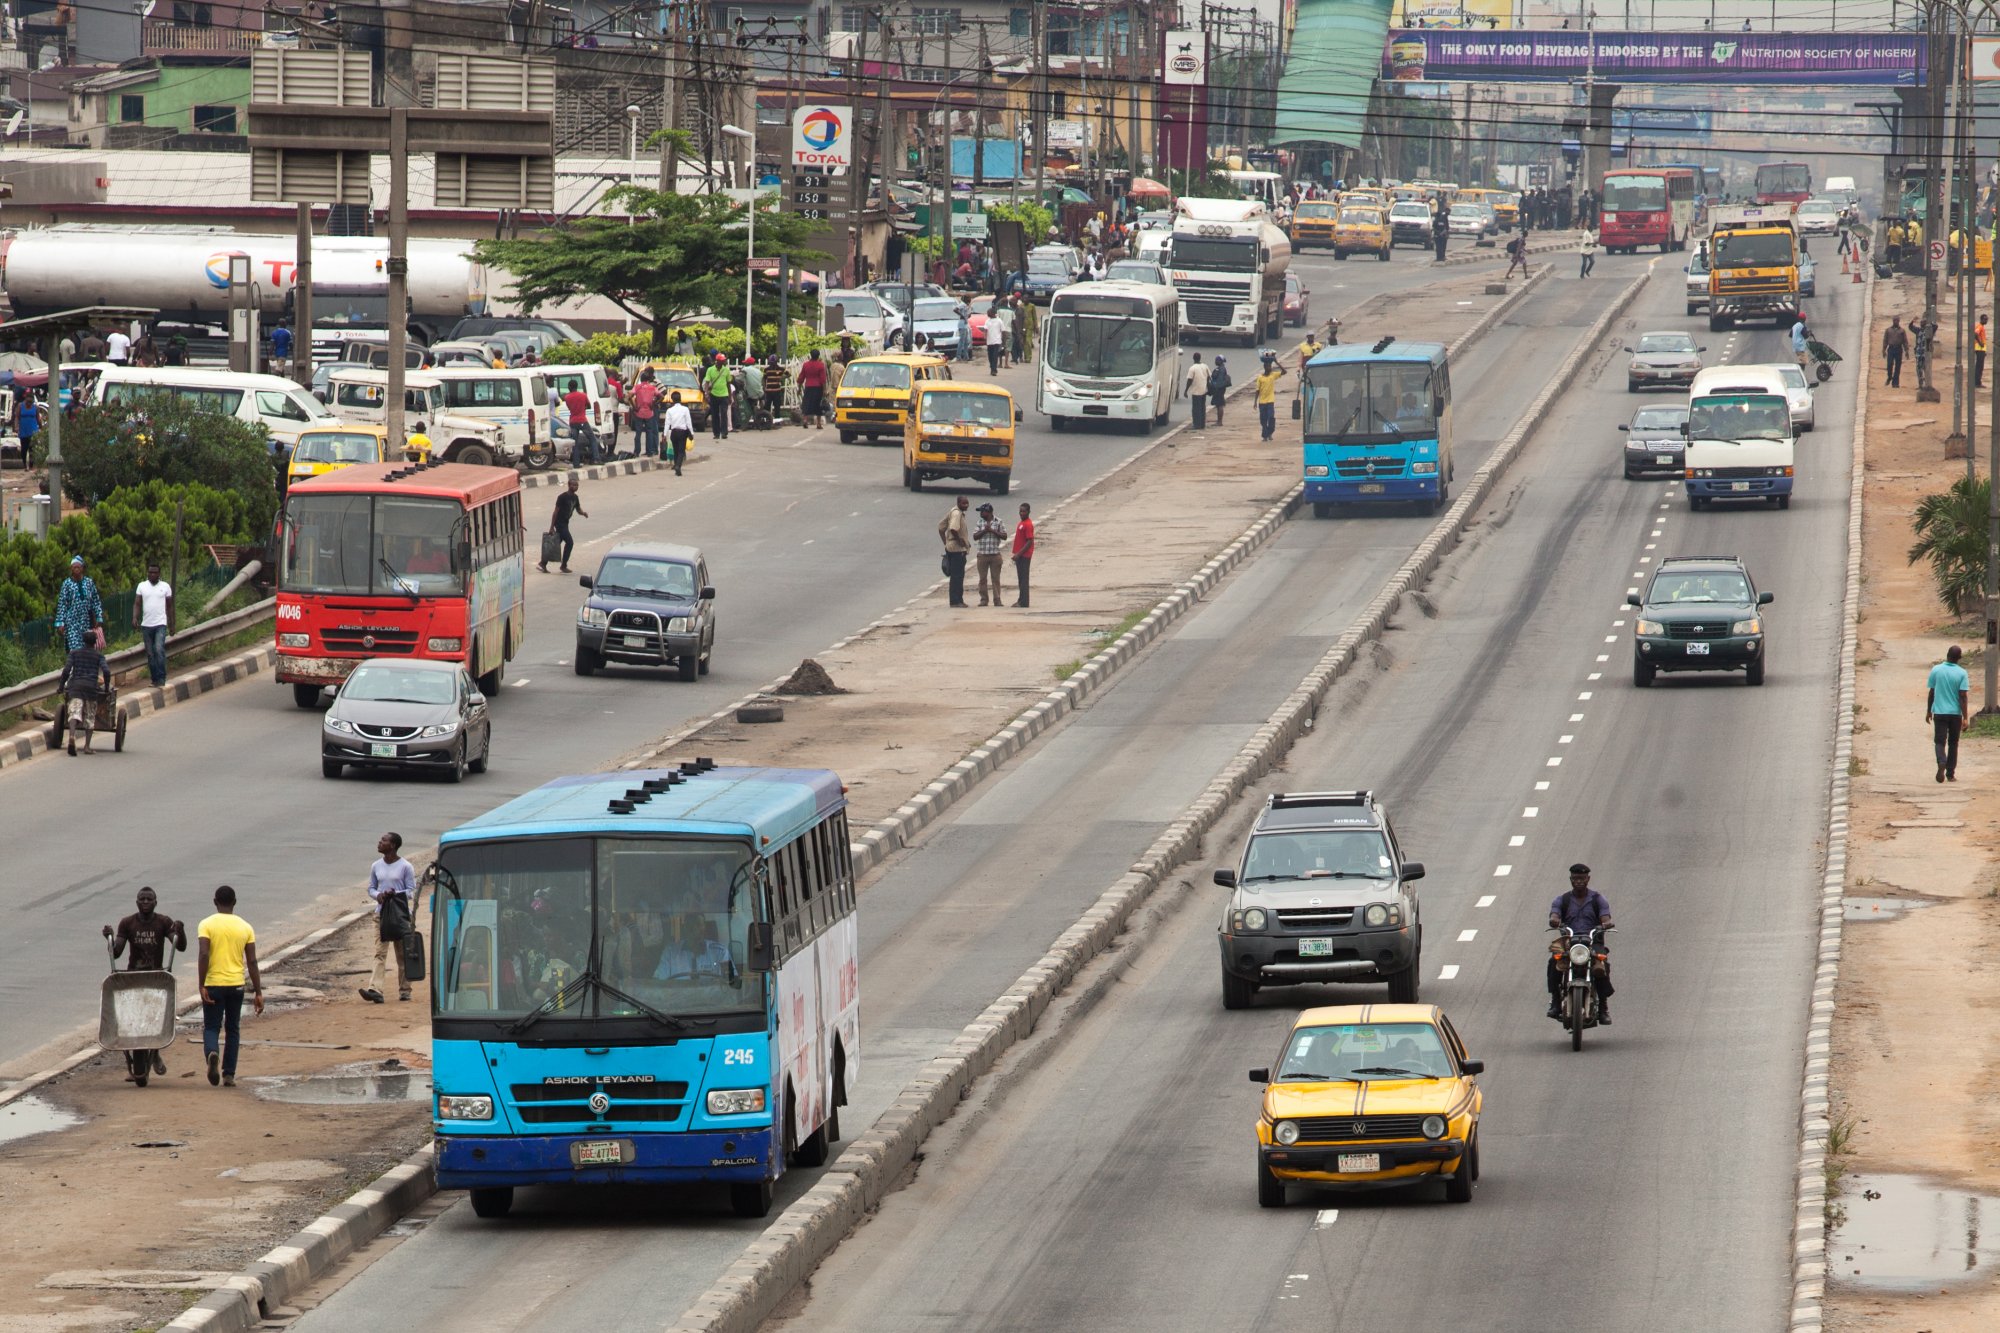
xmin=1547 ymin=863 xmax=1615 ymax=1023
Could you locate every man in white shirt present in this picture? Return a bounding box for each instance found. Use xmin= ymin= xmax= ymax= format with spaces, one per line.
xmin=662 ymin=392 xmax=694 ymax=476
xmin=131 ymin=561 xmax=174 ymax=687
xmin=984 ymin=313 xmax=1005 ymax=375
xmin=106 ymin=328 xmax=131 ymax=363
xmin=360 ymin=831 xmax=417 ymax=1004
xmin=1186 ymin=353 xmax=1211 ymax=431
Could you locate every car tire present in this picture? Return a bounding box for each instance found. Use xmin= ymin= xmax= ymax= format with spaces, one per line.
xmin=1778 ymin=495 xmax=1791 ymax=510
xmin=293 ymin=683 xmax=323 ymax=710
xmin=478 ymin=657 xmax=503 ymax=696
xmin=699 ymin=639 xmax=712 ymax=675
xmin=321 ymin=758 xmax=342 ymax=779
xmin=1709 ymin=314 xmax=1728 ymax=333
xmin=1687 ymin=302 xmax=1700 ymax=316
xmin=446 ymin=739 xmax=466 ymax=784
xmin=1378 ymin=247 xmax=1390 ymax=262
xmin=1627 ymin=381 xmax=1638 ymax=393
xmin=1445 ymin=1134 xmax=1477 ymax=1203
xmin=1633 ymin=659 xmax=1655 ymax=688
xmin=1335 ymin=250 xmax=1349 ymax=261
xmin=1689 ymin=495 xmax=1707 ymax=511
xmin=1746 ymin=657 xmax=1766 ymax=686
xmin=1221 ymin=969 xmax=1257 ymax=1010
xmin=1257 ymin=1155 xmax=1287 ymax=1209
xmin=451 ymin=443 xmax=497 ymax=468
xmin=468 ymin=731 xmax=489 ymax=774
xmin=838 ymin=430 xmax=856 ymax=444
xmin=574 ymin=644 xmax=599 ymax=677
xmin=1386 ymin=952 xmax=1420 ymax=1004
xmin=469 ymin=1187 xmax=514 ymax=1219
xmin=677 ymin=653 xmax=699 ymax=682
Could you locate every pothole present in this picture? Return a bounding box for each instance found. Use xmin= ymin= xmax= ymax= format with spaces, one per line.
xmin=1841 ymin=895 xmax=1941 ymax=922
xmin=243 ymin=1061 xmax=431 ymax=1106
xmin=1831 ymin=1172 xmax=2000 ymax=1289
xmin=0 ymin=1096 xmax=84 ymax=1145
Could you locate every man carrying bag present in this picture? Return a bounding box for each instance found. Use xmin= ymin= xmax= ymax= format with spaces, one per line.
xmin=360 ymin=831 xmax=419 ymax=1003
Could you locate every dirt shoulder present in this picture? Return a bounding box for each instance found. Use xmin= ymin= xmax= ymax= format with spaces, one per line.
xmin=0 ymin=269 xmax=1518 ymax=1333
xmin=1824 ymin=273 xmax=2000 ymax=1329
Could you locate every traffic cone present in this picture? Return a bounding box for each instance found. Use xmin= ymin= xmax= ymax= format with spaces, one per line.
xmin=1852 ymin=255 xmax=1863 ymax=284
xmin=1840 ymin=249 xmax=1850 ymax=275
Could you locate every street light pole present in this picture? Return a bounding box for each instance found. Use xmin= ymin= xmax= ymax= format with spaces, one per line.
xmin=723 ymin=124 xmax=757 ymax=356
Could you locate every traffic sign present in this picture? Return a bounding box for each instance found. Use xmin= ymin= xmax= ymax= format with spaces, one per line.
xmin=1931 ymin=239 xmax=1948 ymax=263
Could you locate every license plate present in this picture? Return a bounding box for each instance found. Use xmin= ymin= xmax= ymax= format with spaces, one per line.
xmin=1655 ymin=455 xmax=1674 ymax=465
xmin=1357 ymin=483 xmax=1386 ymax=495
xmin=1731 ymin=481 xmax=1752 ymax=491
xmin=572 ymin=1139 xmax=625 ymax=1166
xmin=1686 ymin=642 xmax=1711 ymax=656
xmin=623 ymin=634 xmax=647 ymax=648
xmin=1337 ymin=1153 xmax=1381 ymax=1173
xmin=369 ymin=742 xmax=397 ymax=758
xmin=1298 ymin=938 xmax=1334 ymax=958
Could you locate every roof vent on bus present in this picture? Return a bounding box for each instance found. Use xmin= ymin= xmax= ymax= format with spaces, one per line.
xmin=1370 ymin=336 xmax=1397 ymax=354
xmin=687 ymin=756 xmax=717 ymax=773
xmin=607 ymin=799 xmax=636 ymax=814
xmin=641 ymin=776 xmax=675 ymax=793
xmin=624 ymin=788 xmax=653 ymax=804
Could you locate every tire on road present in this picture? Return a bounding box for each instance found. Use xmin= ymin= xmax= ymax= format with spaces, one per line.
xmin=1445 ymin=1133 xmax=1476 ymax=1203
xmin=1221 ymin=969 xmax=1256 ymax=1010
xmin=1257 ymin=1154 xmax=1287 ymax=1209
xmin=469 ymin=1187 xmax=513 ymax=1219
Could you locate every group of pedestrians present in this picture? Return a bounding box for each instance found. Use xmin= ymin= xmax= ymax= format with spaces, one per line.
xmin=101 ymin=884 xmax=262 ymax=1087
xmin=938 ymin=494 xmax=1034 ymax=608
xmin=1880 ymin=312 xmax=1940 ymax=390
xmin=1181 ymin=351 xmax=1289 ymax=440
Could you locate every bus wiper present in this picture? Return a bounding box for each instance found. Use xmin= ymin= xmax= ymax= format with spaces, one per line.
xmin=591 ymin=974 xmax=696 ymax=1032
xmin=377 ymin=557 xmax=421 ymax=600
xmin=507 ymin=972 xmax=585 ymax=1038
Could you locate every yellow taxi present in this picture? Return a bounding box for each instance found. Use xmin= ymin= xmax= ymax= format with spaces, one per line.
xmin=1333 ymin=206 xmax=1393 ymax=261
xmin=1289 ymin=199 xmax=1340 ymax=251
xmin=284 ymin=424 xmax=422 ymax=488
xmin=833 ymin=352 xmax=950 ymax=444
xmin=904 ymin=380 xmax=1017 ymax=494
xmin=1249 ymin=1004 xmax=1484 ymax=1206
xmin=1457 ymin=188 xmax=1519 ymax=231
xmin=1341 ymin=188 xmax=1389 ymax=212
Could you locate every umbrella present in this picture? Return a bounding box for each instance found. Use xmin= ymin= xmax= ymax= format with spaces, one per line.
xmin=0 ymin=351 xmax=46 ymax=374
xmin=1054 ymin=186 xmax=1092 ymax=205
xmin=1128 ymin=176 xmax=1170 ymax=198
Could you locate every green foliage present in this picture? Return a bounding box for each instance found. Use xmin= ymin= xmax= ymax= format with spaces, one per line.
xmin=474 ymin=188 xmax=835 ymax=352
xmin=544 ymin=320 xmax=846 ymax=369
xmin=1909 ymin=474 xmax=1992 ymax=616
xmin=906 ymin=233 xmax=947 ymax=260
xmin=58 ymin=399 xmax=278 ymax=536
xmin=990 ymin=199 xmax=1055 ymax=245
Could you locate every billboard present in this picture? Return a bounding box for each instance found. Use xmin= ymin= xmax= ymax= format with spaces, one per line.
xmin=1382 ymin=29 xmax=1924 ymax=85
xmin=1163 ymin=29 xmax=1208 ymax=86
xmin=1398 ymin=0 xmax=1512 ymax=28
xmin=792 ymin=104 xmax=853 ymax=173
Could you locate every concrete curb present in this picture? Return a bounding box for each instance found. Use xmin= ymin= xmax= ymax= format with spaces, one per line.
xmin=0 ymin=643 xmax=277 ymax=774
xmin=521 ymin=454 xmax=668 ymax=489
xmin=1786 ymin=265 xmax=1871 ymax=1333
xmin=161 ymin=1146 xmax=436 ymax=1332
xmin=665 ymin=267 xmax=1652 ymax=1333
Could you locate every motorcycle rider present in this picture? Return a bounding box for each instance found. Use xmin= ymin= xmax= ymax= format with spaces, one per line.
xmin=103 ymin=887 xmax=187 ymax=1078
xmin=1547 ymin=863 xmax=1615 ymax=1024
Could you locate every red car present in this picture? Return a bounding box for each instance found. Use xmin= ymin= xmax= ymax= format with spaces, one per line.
xmin=1283 ymin=273 xmax=1310 ymax=327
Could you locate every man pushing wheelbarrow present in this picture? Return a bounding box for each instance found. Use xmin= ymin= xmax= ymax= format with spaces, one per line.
xmin=101 ymin=888 xmax=185 ymax=1085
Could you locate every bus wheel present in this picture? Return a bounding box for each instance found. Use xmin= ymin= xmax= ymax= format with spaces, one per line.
xmin=478 ymin=652 xmax=503 ymax=697
xmin=990 ymin=475 xmax=1010 ymax=496
xmin=451 ymin=443 xmax=497 ymax=468
xmin=469 ymin=1187 xmax=513 ymax=1219
xmin=730 ymin=1179 xmax=774 ymax=1219
xmin=1312 ymin=502 xmax=1333 ymax=519
xmin=1049 ymin=415 xmax=1069 ymax=432
xmin=293 ymin=683 xmax=323 ymax=710
xmin=793 ymin=1115 xmax=831 ymax=1168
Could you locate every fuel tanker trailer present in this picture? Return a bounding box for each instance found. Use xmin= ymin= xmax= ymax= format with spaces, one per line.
xmin=0 ymin=225 xmax=487 ymax=341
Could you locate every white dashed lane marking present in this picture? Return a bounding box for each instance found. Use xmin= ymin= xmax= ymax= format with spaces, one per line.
xmin=1439 ymin=964 xmax=1461 ymax=980
xmin=1494 ymin=865 xmax=1512 ymax=876
xmin=1509 ymin=834 xmax=1526 ymax=846
xmin=1476 ymin=895 xmax=1496 ymax=908
xmin=1457 ymin=929 xmax=1478 ymax=942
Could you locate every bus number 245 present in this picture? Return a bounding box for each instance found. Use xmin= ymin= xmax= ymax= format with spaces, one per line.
xmin=722 ymin=1048 xmax=755 ymax=1066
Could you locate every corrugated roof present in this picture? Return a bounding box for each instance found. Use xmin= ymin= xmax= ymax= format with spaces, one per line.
xmin=1273 ymin=0 xmax=1394 ymax=151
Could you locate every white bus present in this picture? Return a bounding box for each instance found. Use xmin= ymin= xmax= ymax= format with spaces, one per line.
xmin=1037 ymin=281 xmax=1183 ymax=433
xmin=1223 ymin=169 xmax=1283 ymax=210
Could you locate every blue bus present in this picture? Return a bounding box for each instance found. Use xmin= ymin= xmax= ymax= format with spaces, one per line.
xmin=427 ymin=761 xmax=859 ymax=1220
xmin=1299 ymin=339 xmax=1454 ymax=516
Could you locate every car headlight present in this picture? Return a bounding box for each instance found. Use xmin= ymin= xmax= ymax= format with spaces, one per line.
xmin=1689 ymin=467 xmax=1714 ymax=478
xmin=837 ymin=395 xmax=857 ymax=407
xmin=1241 ymin=907 xmax=1267 ymax=930
xmin=1362 ymin=903 xmax=1405 ymax=927
xmin=426 ymin=637 xmax=462 ymax=653
xmin=578 ymin=607 xmax=609 ymax=629
xmin=1274 ymin=1119 xmax=1300 ymax=1145
xmin=1304 ymin=465 xmax=1329 ymax=477
xmin=707 ymin=1087 xmax=767 ymax=1115
xmin=1732 ymin=617 xmax=1761 ymax=634
xmin=325 ymin=717 xmax=355 ymax=734
xmin=279 ymin=632 xmax=309 ymax=649
xmin=418 ymin=721 xmax=460 ymax=738
xmin=667 ymin=617 xmax=691 ymax=633
xmin=1768 ymin=465 xmax=1794 ymax=477
xmin=1422 ymin=1115 xmax=1447 ymax=1140
xmin=437 ymin=1094 xmax=493 ymax=1121
xmin=1568 ymin=942 xmax=1592 ymax=965
xmin=1410 ymin=461 xmax=1438 ymax=475
xmin=1635 ymin=619 xmax=1663 ymax=636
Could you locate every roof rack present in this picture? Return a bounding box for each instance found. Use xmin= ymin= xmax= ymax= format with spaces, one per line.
xmin=1267 ymin=790 xmax=1373 ymax=809
xmin=1657 ymin=555 xmax=1741 ymax=565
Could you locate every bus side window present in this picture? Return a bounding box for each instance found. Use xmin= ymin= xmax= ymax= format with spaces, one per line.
xmin=770 ymin=846 xmax=795 ymax=955
xmin=800 ymin=833 xmax=823 ymax=936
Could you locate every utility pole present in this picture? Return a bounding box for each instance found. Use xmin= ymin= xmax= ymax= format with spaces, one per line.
xmin=844 ymin=12 xmax=873 ymax=286
xmin=292 ymin=202 xmax=313 ymax=387
xmin=975 ymin=25 xmax=992 ymax=197
xmin=660 ymin=8 xmax=682 ymax=193
xmin=1032 ymin=0 xmax=1047 ymax=207
xmin=386 ymin=106 xmax=409 ymax=451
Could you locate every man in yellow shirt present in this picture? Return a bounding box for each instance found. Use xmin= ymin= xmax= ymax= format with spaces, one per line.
xmin=197 ymin=885 xmax=263 ymax=1088
xmin=1254 ymin=353 xmax=1288 ymax=441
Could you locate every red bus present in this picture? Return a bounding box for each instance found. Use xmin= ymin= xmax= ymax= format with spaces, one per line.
xmin=1754 ymin=162 xmax=1812 ymax=207
xmin=275 ymin=461 xmax=526 ymax=708
xmin=1599 ymin=168 xmax=1697 ymax=253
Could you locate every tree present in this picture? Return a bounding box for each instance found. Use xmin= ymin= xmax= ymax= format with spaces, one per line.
xmin=474 ymin=187 xmax=834 ymax=352
xmin=58 ymin=400 xmax=278 ymax=536
xmin=1909 ymin=474 xmax=1991 ymax=616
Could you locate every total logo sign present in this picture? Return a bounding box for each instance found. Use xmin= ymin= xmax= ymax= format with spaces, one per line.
xmin=205 ymin=250 xmax=297 ymax=290
xmin=792 ymin=104 xmax=852 ymax=173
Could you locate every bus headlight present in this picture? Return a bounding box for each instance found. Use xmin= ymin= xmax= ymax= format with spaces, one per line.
xmin=579 ymin=607 xmax=610 ymax=629
xmin=279 ymin=632 xmax=310 ymax=648
xmin=1044 ymin=378 xmax=1063 ymax=396
xmin=707 ymin=1088 xmax=767 ymax=1115
xmin=1410 ymin=462 xmax=1438 ymax=475
xmin=426 ymin=637 xmax=463 ymax=653
xmin=437 ymin=1095 xmax=493 ymax=1120
xmin=1305 ymin=465 xmax=1329 ymax=477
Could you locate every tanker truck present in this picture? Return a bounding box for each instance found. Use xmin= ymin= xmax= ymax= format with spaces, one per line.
xmin=0 ymin=225 xmax=487 ymax=345
xmin=1167 ymin=196 xmax=1292 ymax=346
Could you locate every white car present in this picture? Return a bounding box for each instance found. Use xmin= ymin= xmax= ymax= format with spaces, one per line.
xmin=1795 ymin=199 xmax=1841 ymax=237
xmin=1446 ymin=203 xmax=1496 ymax=238
xmin=1685 ymin=246 xmax=1711 ymax=314
xmin=1773 ymin=362 xmax=1817 ymax=431
xmin=823 ymin=289 xmax=907 ymax=350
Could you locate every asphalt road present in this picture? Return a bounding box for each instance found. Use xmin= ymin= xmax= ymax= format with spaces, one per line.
xmin=280 ymin=263 xmax=1618 ymax=1330
xmin=766 ymin=255 xmax=1856 ymax=1331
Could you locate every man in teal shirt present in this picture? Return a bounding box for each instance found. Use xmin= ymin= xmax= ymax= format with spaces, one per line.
xmin=1926 ymin=644 xmax=1973 ymax=782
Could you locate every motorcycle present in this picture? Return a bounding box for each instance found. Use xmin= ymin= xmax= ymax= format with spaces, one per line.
xmin=1550 ymin=926 xmax=1612 ymax=1051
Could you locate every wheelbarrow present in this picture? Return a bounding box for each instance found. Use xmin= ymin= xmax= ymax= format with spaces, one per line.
xmin=100 ymin=937 xmax=178 ymax=1087
xmin=1806 ymin=338 xmax=1842 ymax=384
xmin=47 ymin=684 xmax=127 ymax=754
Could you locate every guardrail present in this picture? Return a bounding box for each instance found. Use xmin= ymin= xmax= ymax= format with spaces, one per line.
xmin=0 ymin=597 xmax=275 ymax=720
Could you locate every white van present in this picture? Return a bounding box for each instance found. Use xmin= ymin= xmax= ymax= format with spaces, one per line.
xmin=428 ymin=366 xmax=547 ymax=457
xmin=539 ymin=365 xmax=621 ymax=453
xmin=1689 ymin=363 xmax=1812 ymax=433
xmin=1683 ymin=367 xmax=1796 ymax=511
xmin=325 ymin=369 xmax=516 ymax=467
xmin=1824 ymin=175 xmax=1858 ymax=208
xmin=94 ymin=367 xmax=339 ymax=450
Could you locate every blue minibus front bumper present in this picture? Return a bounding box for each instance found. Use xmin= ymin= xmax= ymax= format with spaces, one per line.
xmin=436 ymin=1127 xmax=774 ymax=1187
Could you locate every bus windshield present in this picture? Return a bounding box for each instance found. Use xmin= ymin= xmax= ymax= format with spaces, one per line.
xmin=1711 ymin=231 xmax=1794 ymax=269
xmin=1602 ymin=176 xmax=1667 ymax=211
xmin=435 ymin=835 xmax=761 ymax=1022
xmin=1046 ymin=311 xmax=1156 ymax=378
xmin=294 ymin=431 xmax=383 ymax=465
xmin=920 ymin=390 xmax=1014 ymax=426
xmin=841 ymin=361 xmax=912 ymax=390
xmin=1305 ymin=361 xmax=1438 ymax=438
xmin=1756 ymin=163 xmax=1811 ymax=196
xmin=281 ymin=492 xmax=465 ymax=596
xmin=1171 ymin=236 xmax=1260 ymax=271
xmin=1688 ymin=395 xmax=1790 ymax=441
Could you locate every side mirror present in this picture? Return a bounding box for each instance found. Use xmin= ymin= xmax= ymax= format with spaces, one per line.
xmin=1461 ymin=1059 xmax=1485 ymax=1076
xmin=468 ymin=692 xmax=486 ymax=708
xmin=1621 ymin=346 xmax=1633 ymax=353
xmin=578 ymin=575 xmax=594 ymax=590
xmin=745 ymin=921 xmax=775 ymax=973
xmin=1213 ymin=868 xmax=1238 ymax=888
xmin=1247 ymin=1067 xmax=1270 ymax=1084
xmin=700 ymin=586 xmax=716 ymax=600
xmin=1617 ymin=424 xmax=1629 ymax=432
xmin=1698 ymin=345 xmax=1709 ymax=352
xmin=1400 ymin=861 xmax=1426 ymax=881
xmin=1758 ymin=591 xmax=1774 ymax=605
xmin=1015 ymin=407 xmax=1024 ymax=423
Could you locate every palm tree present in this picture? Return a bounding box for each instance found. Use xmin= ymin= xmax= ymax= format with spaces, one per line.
xmin=1908 ymin=475 xmax=1992 ymax=616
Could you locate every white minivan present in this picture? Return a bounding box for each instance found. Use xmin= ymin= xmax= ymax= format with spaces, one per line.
xmin=94 ymin=367 xmax=339 ymax=450
xmin=1688 ymin=363 xmax=1813 ymax=433
xmin=324 ymin=369 xmax=521 ymax=467
xmin=428 ymin=366 xmax=549 ymax=459
xmin=539 ymin=365 xmax=621 ymax=453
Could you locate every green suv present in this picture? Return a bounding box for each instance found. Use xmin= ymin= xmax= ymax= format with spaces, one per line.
xmin=1628 ymin=555 xmax=1773 ymax=687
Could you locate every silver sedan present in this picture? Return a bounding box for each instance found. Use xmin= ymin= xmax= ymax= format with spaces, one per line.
xmin=321 ymin=658 xmax=492 ymax=783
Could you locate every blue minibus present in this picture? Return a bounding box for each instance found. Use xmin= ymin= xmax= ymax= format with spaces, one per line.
xmin=1299 ymin=338 xmax=1454 ymax=516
